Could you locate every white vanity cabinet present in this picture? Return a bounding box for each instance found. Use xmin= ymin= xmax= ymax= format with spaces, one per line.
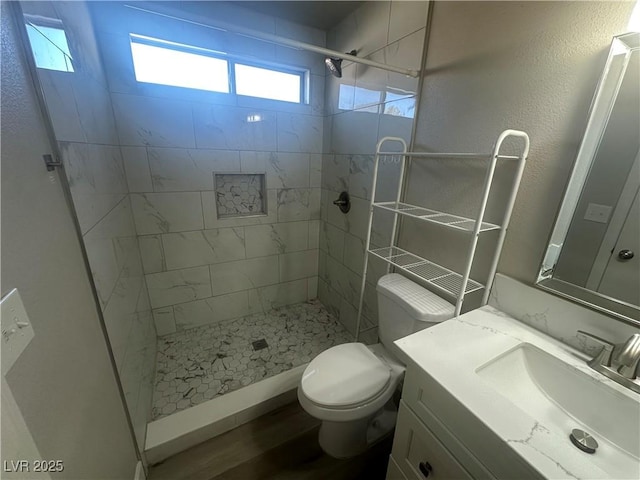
xmin=387 ymin=402 xmax=475 ymax=480
xmin=387 ymin=363 xmax=540 ymax=480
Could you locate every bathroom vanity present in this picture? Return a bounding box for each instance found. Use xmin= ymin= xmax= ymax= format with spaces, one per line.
xmin=386 ymin=300 xmax=640 ymax=480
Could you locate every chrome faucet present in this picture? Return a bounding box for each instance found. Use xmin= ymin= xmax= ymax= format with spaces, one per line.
xmin=577 ymin=331 xmax=640 ymax=394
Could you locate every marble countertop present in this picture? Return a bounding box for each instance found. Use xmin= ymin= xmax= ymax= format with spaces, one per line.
xmin=395 ymin=305 xmax=640 ymax=480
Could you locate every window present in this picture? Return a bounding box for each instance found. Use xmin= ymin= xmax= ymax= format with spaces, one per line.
xmin=130 ymin=36 xmax=228 ymax=93
xmin=129 ymin=34 xmax=305 ymax=103
xmin=25 ymin=18 xmax=74 ymax=72
xmin=234 ymin=63 xmax=302 ymax=103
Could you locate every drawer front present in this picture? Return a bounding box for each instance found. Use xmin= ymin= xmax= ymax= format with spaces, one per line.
xmin=387 ymin=455 xmax=409 ymax=480
xmin=391 ymin=403 xmax=473 ymax=480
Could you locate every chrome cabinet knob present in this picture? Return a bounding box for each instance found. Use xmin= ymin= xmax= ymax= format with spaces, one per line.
xmin=618 ymin=249 xmax=634 ymax=260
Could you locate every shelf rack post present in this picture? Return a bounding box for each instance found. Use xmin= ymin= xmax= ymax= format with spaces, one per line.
xmin=354 ymin=137 xmax=407 ymax=342
xmin=481 ymin=130 xmax=530 ymax=304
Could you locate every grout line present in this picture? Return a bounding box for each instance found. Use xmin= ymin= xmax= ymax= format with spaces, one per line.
xmin=199 ymin=191 xmax=206 ymax=229
xmin=60 ymin=139 xmax=130 ymax=148
xmin=136 ymin=209 xmax=316 ymax=237
xmin=386 ymin=0 xmax=392 ymax=45
xmin=189 ymin=102 xmax=197 ymax=148
xmin=150 ymin=277 xmax=311 ymax=317
xmin=158 ymin=233 xmax=167 ymax=272
xmin=81 ymin=193 xmax=130 ymax=238
xmin=145 ymin=146 xmax=157 ymax=194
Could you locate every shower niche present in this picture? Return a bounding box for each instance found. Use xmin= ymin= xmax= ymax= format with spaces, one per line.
xmin=214 ymin=173 xmax=267 ymax=218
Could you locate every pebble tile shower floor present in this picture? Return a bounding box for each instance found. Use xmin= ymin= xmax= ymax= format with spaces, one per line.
xmin=151 ymin=300 xmax=351 ymax=420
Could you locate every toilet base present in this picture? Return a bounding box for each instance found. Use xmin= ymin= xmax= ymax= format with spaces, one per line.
xmin=317 ymin=400 xmax=398 ymax=459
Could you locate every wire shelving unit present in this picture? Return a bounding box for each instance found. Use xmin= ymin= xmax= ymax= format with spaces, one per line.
xmin=355 ymin=130 xmax=530 ymax=340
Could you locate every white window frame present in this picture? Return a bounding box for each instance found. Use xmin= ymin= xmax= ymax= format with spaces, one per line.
xmin=129 ymin=34 xmax=309 ymax=104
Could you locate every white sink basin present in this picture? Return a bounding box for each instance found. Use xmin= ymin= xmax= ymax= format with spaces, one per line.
xmin=477 ymin=343 xmax=640 ymax=478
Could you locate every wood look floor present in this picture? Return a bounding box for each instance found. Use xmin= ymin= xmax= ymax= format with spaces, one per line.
xmin=149 ymin=402 xmax=393 ymax=480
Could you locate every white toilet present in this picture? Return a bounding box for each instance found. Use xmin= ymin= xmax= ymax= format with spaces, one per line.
xmin=298 ymin=273 xmax=455 ymax=458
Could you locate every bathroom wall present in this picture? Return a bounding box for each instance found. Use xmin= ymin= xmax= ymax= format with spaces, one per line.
xmin=319 ymin=1 xmax=429 ymax=339
xmin=90 ymin=1 xmax=324 ymax=335
xmin=403 ymin=1 xmax=634 ymax=288
xmin=1 ymin=2 xmax=138 ymax=476
xmin=21 ymin=0 xmax=156 ymax=449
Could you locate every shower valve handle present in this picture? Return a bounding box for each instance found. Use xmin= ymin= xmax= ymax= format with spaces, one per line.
xmin=333 ymin=191 xmax=351 ymax=213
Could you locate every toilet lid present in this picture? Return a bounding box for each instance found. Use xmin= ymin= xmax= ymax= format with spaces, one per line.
xmin=301 ymin=343 xmax=391 ymax=407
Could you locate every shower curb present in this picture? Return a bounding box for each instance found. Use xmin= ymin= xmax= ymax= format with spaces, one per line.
xmin=144 ymin=364 xmax=306 ymax=464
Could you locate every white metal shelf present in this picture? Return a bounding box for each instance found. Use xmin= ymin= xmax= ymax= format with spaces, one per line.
xmin=373 ymin=202 xmax=500 ymax=233
xmin=377 ymin=152 xmax=522 ymax=160
xmin=368 ymin=247 xmax=484 ymax=297
xmin=354 ymin=130 xmax=530 ymax=341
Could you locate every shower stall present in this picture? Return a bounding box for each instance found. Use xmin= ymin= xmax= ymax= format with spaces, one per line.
xmin=16 ymin=0 xmax=428 ymax=464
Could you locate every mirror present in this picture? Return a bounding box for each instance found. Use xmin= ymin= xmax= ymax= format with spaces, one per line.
xmin=538 ymin=32 xmax=640 ymax=324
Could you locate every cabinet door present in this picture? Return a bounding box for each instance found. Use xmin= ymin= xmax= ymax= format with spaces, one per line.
xmin=387 ymin=455 xmax=409 ymax=480
xmin=392 ymin=404 xmax=473 ymax=480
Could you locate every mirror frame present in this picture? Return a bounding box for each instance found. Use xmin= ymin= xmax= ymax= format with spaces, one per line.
xmin=537 ymin=32 xmax=640 ymax=326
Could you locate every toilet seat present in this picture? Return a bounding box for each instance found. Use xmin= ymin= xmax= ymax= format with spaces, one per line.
xmin=298 ymin=343 xmax=405 ymax=424
xmin=300 ymin=343 xmax=391 ymax=408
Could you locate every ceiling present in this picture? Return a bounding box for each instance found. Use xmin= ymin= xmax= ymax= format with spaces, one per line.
xmin=239 ymin=1 xmax=364 ymax=31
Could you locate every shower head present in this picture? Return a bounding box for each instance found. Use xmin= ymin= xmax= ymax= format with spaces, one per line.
xmin=325 ymin=50 xmax=357 ymax=78
xmin=325 ymin=57 xmax=343 ymax=78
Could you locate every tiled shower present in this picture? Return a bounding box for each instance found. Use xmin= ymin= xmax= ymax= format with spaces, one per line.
xmin=26 ymin=0 xmax=428 ymax=453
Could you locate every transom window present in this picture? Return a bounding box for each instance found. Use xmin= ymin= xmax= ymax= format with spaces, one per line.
xmin=24 ymin=15 xmax=74 ymax=72
xmin=130 ymin=34 xmax=305 ymax=104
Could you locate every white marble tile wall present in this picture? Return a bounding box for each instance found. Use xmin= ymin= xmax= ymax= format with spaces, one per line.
xmin=131 ymin=192 xmax=205 ymax=234
xmin=89 ymin=3 xmax=326 ymax=335
xmin=161 ymin=229 xmax=246 ymax=270
xmin=144 ymin=228 xmax=320 ymax=333
xmin=150 ymin=149 xmax=240 ymax=192
xmin=146 ymin=266 xmax=213 ymax=309
xmin=193 ymin=105 xmax=278 ymax=151
xmin=113 ymin=94 xmax=197 ymax=148
xmin=59 ymin=142 xmax=128 ymax=235
xmin=319 ymin=1 xmax=429 ymax=341
xmin=209 ymin=256 xmax=280 ymax=296
xmin=29 ymin=0 xmax=156 ymax=451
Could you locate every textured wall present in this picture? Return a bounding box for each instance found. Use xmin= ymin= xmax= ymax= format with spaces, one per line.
xmin=319 ymin=1 xmax=429 ymax=340
xmin=1 ymin=2 xmax=138 ymax=476
xmin=23 ymin=0 xmax=156 ymax=450
xmin=91 ymin=1 xmax=324 ymax=335
xmin=405 ymin=1 xmax=633 ymax=291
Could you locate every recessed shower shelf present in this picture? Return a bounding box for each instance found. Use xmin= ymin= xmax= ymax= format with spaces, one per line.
xmin=373 ymin=202 xmax=500 ymax=233
xmin=368 ymin=246 xmax=484 ymax=298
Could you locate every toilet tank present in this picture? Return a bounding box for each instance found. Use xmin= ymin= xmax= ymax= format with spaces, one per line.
xmin=376 ymin=274 xmax=454 ymax=355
